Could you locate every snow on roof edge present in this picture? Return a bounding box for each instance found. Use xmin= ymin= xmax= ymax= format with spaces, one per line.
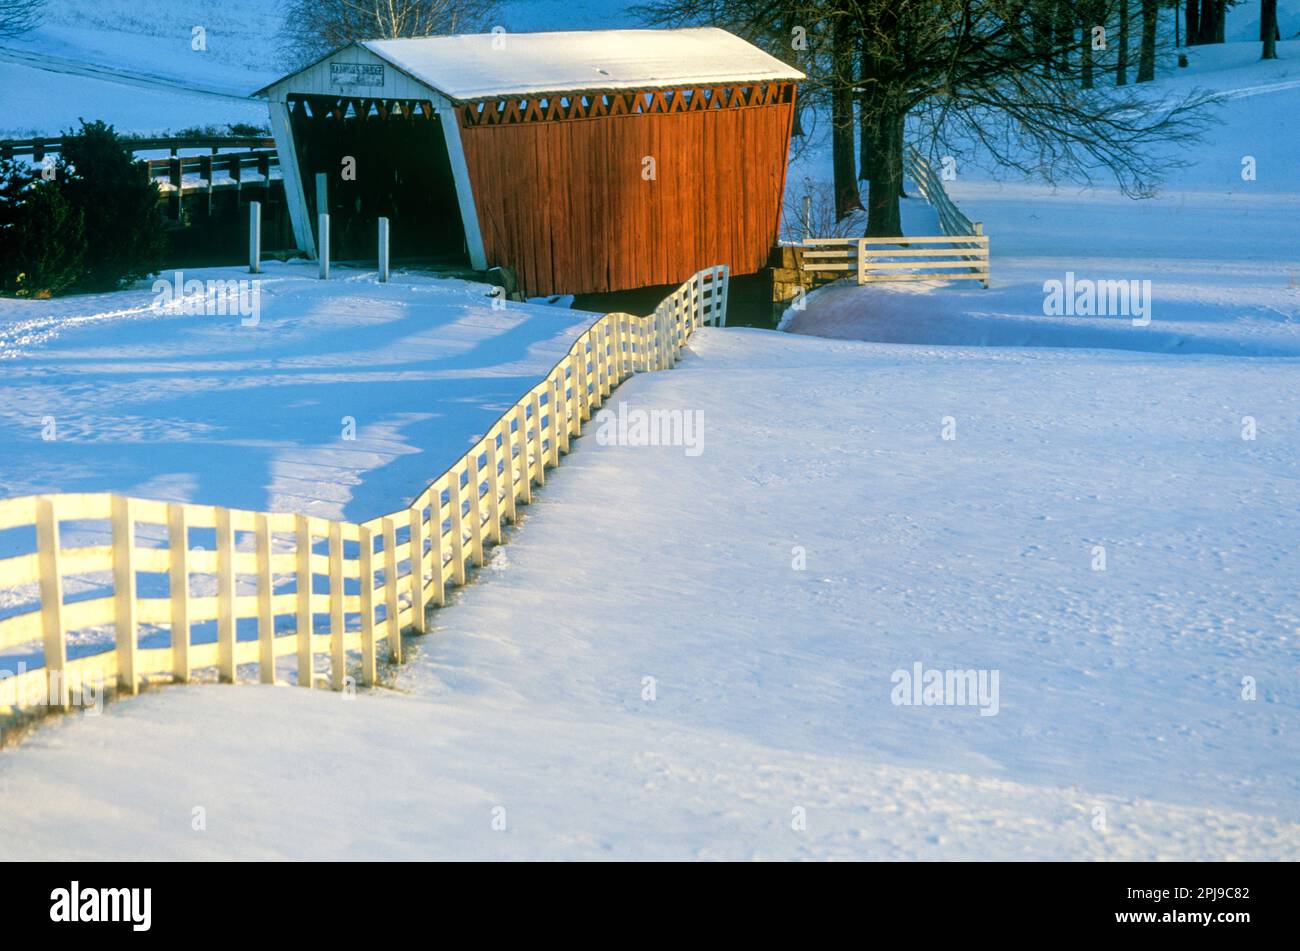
xmin=255 ymin=28 xmax=803 ymax=102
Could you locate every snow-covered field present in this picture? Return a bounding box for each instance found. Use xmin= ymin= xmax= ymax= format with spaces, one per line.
xmin=0 ymin=263 xmax=595 ymax=521
xmin=1 ymin=324 xmax=1297 ymax=860
xmin=0 ymin=6 xmax=1297 ymax=861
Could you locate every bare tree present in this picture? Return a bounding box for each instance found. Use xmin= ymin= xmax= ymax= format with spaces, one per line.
xmin=280 ymin=0 xmax=500 ymax=65
xmin=635 ymin=0 xmax=1213 ymax=235
xmin=0 ymin=0 xmax=45 ymax=37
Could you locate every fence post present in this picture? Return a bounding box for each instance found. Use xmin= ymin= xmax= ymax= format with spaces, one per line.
xmin=974 ymin=222 xmax=988 ymax=288
xmin=36 ymin=497 xmax=69 ymax=711
xmin=576 ymin=342 xmax=591 ymax=420
xmin=500 ymin=421 xmax=519 ymax=525
xmin=216 ymin=507 xmax=236 ymax=683
xmin=168 ymin=156 xmax=182 ymax=220
xmin=294 ymin=515 xmax=313 ymax=688
xmin=529 ymin=392 xmax=548 ymax=484
xmin=467 ymin=450 xmax=485 ymax=567
xmin=358 ymin=525 xmax=376 ymax=686
xmin=200 ymin=153 xmax=214 ymax=219
xmin=255 ymin=513 xmax=275 ymax=684
xmin=111 ymin=495 xmax=139 ymax=696
xmin=408 ymin=502 xmax=426 ymax=634
xmin=857 ymin=238 xmax=868 ymax=285
xmin=382 ymin=517 xmax=404 ymax=657
xmin=448 ymin=469 xmax=466 ymax=585
xmin=803 ymin=194 xmax=812 ymax=241
xmin=248 ymin=200 xmax=261 ymax=274
xmin=328 ymin=521 xmax=345 ymax=690
xmin=167 ymin=503 xmax=191 ymax=683
xmin=378 ymin=216 xmax=390 ymax=283
xmin=485 ymin=431 xmax=503 ymax=541
xmin=513 ymin=405 xmax=532 ymax=504
xmin=546 ymin=385 xmax=562 ymax=466
xmin=428 ymin=491 xmax=447 ymax=609
xmin=719 ymin=265 xmax=730 ymax=327
xmin=318 ymin=214 xmax=330 ymax=279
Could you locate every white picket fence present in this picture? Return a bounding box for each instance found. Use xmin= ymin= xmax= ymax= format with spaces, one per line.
xmin=0 ymin=266 xmax=729 ymax=716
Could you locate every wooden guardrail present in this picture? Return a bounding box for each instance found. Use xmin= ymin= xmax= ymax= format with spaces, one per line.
xmin=903 ymin=145 xmax=983 ymax=240
xmin=791 ymin=145 xmax=989 ymax=288
xmin=0 ymin=135 xmax=281 ymax=219
xmin=0 ymin=265 xmax=729 ymax=716
xmin=0 ymin=135 xmax=275 ymax=162
xmin=797 ymin=234 xmax=989 ymax=287
xmin=147 ymin=150 xmax=280 ymax=219
xmin=146 ymin=149 xmax=278 ymax=194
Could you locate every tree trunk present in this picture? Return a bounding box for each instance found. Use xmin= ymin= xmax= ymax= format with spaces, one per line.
xmin=1261 ymin=0 xmax=1279 ymax=59
xmin=1138 ymin=0 xmax=1157 ymax=82
xmin=865 ymin=110 xmax=904 ymax=236
xmin=831 ymin=13 xmax=861 ymax=219
xmin=858 ymin=44 xmax=874 ymax=182
xmin=1118 ymin=1 xmax=1129 ymax=85
xmin=1184 ymin=0 xmax=1198 ymax=46
xmin=1054 ymin=1 xmax=1074 ymax=74
xmin=1195 ymin=0 xmax=1218 ymax=45
xmin=1031 ymin=0 xmax=1054 ymax=69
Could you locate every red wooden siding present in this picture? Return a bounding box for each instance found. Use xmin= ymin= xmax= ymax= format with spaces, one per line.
xmin=457 ymin=85 xmax=796 ymax=296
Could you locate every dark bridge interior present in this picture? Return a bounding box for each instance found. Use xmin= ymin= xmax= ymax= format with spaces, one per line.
xmin=287 ymin=95 xmax=468 ymax=264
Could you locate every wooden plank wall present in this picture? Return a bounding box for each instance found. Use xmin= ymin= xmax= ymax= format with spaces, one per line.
xmin=458 ymin=91 xmax=795 ymax=296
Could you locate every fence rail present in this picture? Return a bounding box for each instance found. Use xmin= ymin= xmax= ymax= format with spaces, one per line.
xmin=0 ymin=135 xmax=276 ymax=162
xmin=0 ymin=265 xmax=729 ymax=717
xmin=792 ymin=144 xmax=989 ymax=288
xmin=903 ymin=145 xmax=982 ymax=239
xmin=798 ymin=233 xmax=989 ymax=286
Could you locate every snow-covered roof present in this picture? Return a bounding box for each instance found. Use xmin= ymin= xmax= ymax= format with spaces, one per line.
xmin=262 ymin=29 xmax=803 ymax=102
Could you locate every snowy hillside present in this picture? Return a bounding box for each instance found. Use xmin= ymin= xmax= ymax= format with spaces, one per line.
xmin=0 ymin=0 xmax=639 ymax=136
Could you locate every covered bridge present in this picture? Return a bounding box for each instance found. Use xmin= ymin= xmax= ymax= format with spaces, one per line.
xmin=255 ymin=28 xmax=802 ymax=296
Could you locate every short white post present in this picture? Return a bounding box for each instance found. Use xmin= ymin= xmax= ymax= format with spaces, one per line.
xmin=248 ymin=200 xmax=262 ymax=274
xmin=378 ymin=216 xmax=390 ymax=282
xmin=318 ymin=213 xmax=330 ymax=280
xmin=315 ymin=172 xmax=328 ymax=221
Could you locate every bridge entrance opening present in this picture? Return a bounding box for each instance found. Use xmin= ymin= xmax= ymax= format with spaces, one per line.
xmin=287 ymin=95 xmax=468 ymax=266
